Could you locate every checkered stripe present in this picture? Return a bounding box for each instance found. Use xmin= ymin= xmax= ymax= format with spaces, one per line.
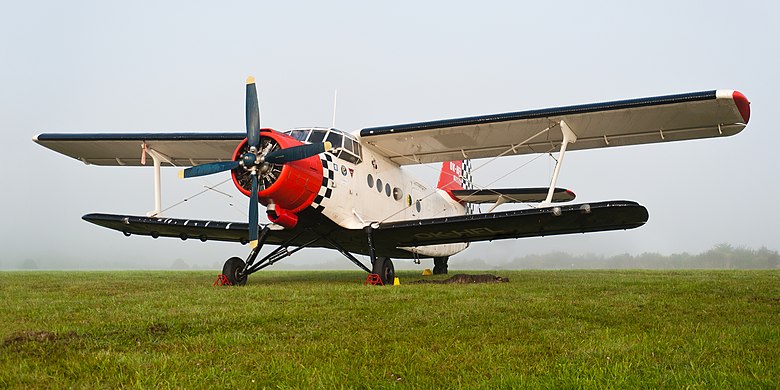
xmin=462 ymin=159 xmax=474 ymax=215
xmin=311 ymin=153 xmax=336 ymax=212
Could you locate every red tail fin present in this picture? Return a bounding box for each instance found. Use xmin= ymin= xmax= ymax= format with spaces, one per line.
xmin=438 ymin=161 xmax=465 ymax=192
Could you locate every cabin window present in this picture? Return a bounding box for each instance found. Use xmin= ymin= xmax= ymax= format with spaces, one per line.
xmin=393 ymin=188 xmax=403 ymax=201
xmin=385 ymin=183 xmax=391 ymax=197
xmin=367 ymin=174 xmax=374 ymax=188
xmin=415 ymin=200 xmax=421 ymax=212
xmin=376 ymin=178 xmax=383 ymax=193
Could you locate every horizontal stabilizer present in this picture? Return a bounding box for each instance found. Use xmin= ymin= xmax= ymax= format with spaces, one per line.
xmin=450 ymin=188 xmax=575 ymax=204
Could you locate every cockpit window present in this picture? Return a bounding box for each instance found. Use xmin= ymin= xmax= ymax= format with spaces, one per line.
xmin=307 ymin=129 xmax=327 ymax=143
xmin=326 ymin=131 xmax=343 ymax=148
xmin=284 ymin=127 xmax=362 ymax=164
xmin=288 ymin=129 xmax=309 ymax=142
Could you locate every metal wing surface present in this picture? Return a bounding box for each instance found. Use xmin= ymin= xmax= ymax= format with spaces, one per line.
xmin=33 ymin=133 xmax=246 ymax=166
xmin=360 ymin=90 xmax=750 ymax=165
xmin=83 ymin=201 xmax=648 ymax=258
xmin=450 ymin=188 xmax=575 ymax=204
xmin=373 ymin=201 xmax=649 ymax=247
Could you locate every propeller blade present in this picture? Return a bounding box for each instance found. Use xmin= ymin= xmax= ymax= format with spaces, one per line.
xmin=179 ymin=161 xmax=239 ymax=179
xmin=246 ymin=76 xmax=261 ymax=149
xmin=264 ymin=142 xmax=332 ymax=164
xmin=248 ymin=173 xmax=259 ymax=248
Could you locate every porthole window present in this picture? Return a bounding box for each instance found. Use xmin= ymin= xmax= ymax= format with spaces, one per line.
xmin=415 ymin=200 xmax=421 ymax=212
xmin=376 ymin=178 xmax=383 ymax=193
xmin=385 ymin=183 xmax=391 ymax=197
xmin=367 ymin=174 xmax=374 ymax=188
xmin=393 ymin=188 xmax=403 ymax=201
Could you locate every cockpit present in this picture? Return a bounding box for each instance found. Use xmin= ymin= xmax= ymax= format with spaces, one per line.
xmin=285 ymin=127 xmax=363 ymax=164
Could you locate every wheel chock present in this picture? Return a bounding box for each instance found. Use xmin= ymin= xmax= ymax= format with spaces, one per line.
xmin=213 ymin=274 xmax=231 ymax=286
xmin=364 ymin=273 xmax=383 ymax=286
xmin=393 ymin=277 xmax=400 ymax=286
xmin=422 ymin=268 xmax=433 ymax=276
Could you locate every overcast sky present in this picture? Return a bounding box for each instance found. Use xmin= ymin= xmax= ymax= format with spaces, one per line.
xmin=1 ymin=1 xmax=777 ymax=269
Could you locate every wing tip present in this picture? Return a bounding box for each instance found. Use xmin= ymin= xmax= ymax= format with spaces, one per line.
xmin=732 ymin=90 xmax=750 ymax=124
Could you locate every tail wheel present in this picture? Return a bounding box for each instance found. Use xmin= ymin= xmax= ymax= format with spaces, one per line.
xmin=222 ymin=257 xmax=247 ymax=286
xmin=433 ymin=257 xmax=449 ymax=275
xmin=372 ymin=257 xmax=395 ymax=285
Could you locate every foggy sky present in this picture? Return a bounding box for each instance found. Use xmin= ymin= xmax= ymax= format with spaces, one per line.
xmin=1 ymin=1 xmax=778 ymax=269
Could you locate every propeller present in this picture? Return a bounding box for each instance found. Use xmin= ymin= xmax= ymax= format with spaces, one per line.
xmin=248 ymin=171 xmax=259 ymax=247
xmin=177 ymin=76 xmax=333 ymax=247
xmin=178 ymin=161 xmax=239 ymax=179
xmin=246 ymin=76 xmax=261 ymax=149
xmin=264 ymin=141 xmax=332 ymax=164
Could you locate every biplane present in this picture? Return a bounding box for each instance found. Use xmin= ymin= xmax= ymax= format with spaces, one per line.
xmin=34 ymin=77 xmax=750 ymax=285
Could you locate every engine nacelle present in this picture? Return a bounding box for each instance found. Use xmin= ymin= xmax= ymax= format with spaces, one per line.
xmin=230 ymin=129 xmax=324 ymax=227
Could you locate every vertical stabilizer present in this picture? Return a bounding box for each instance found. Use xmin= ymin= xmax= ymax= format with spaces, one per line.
xmin=438 ymin=161 xmax=466 ymax=192
xmin=438 ymin=160 xmax=474 ymax=214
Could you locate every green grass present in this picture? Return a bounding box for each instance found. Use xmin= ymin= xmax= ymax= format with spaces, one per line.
xmin=1 ymin=270 xmax=778 ymax=388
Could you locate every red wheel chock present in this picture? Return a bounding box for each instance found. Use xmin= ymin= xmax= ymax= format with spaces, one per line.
xmin=213 ymin=274 xmax=231 ymax=286
xmin=364 ymin=273 xmax=383 ymax=286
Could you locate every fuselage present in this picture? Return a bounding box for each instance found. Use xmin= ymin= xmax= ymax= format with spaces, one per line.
xmin=285 ymin=127 xmax=469 ymax=258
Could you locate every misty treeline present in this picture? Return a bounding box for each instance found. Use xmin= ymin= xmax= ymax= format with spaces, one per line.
xmin=4 ymin=244 xmax=779 ymax=271
xmin=458 ymin=244 xmax=780 ymax=270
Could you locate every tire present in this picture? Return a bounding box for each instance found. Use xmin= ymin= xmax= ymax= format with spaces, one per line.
xmin=222 ymin=257 xmax=247 ymax=286
xmin=433 ymin=257 xmax=449 ymax=275
xmin=372 ymin=257 xmax=395 ymax=285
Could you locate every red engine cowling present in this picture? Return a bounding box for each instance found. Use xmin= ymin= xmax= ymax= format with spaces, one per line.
xmin=230 ymin=129 xmax=323 ymax=228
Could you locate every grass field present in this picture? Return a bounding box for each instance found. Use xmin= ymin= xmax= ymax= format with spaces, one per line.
xmin=1 ymin=270 xmax=778 ymax=388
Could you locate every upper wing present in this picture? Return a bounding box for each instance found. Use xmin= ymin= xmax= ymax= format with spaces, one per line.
xmin=33 ymin=133 xmax=246 ymax=166
xmin=360 ymin=90 xmax=750 ymax=165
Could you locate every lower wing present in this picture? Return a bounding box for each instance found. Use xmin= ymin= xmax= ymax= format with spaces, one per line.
xmin=83 ymin=200 xmax=647 ymax=256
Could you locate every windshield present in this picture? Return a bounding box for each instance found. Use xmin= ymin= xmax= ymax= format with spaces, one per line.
xmin=285 ymin=127 xmax=362 ymax=164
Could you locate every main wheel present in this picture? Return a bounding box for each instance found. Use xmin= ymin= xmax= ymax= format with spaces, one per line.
xmin=372 ymin=257 xmax=395 ymax=285
xmin=222 ymin=257 xmax=247 ymax=286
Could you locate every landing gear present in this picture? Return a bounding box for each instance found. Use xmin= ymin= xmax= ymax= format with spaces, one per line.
xmin=372 ymin=256 xmax=395 ymax=285
xmin=433 ymin=257 xmax=449 ymax=275
xmin=222 ymin=256 xmax=247 ymax=286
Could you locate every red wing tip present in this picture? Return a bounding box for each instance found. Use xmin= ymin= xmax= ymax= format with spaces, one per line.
xmin=732 ymin=90 xmax=750 ymax=123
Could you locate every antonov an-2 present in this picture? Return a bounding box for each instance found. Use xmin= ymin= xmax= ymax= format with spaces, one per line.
xmin=34 ymin=77 xmax=750 ymax=285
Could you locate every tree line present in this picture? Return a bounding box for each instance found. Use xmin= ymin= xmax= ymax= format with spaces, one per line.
xmin=456 ymin=244 xmax=780 ymax=270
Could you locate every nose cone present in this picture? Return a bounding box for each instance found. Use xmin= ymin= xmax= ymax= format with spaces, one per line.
xmin=732 ymin=91 xmax=750 ymax=123
xmin=242 ymin=153 xmax=257 ymax=166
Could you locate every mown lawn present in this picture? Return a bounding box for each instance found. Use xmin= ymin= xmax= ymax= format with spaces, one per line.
xmin=1 ymin=270 xmax=778 ymax=388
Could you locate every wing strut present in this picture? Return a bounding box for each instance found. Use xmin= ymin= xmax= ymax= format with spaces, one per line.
xmin=144 ymin=147 xmax=171 ymax=217
xmin=539 ymin=120 xmax=577 ymax=208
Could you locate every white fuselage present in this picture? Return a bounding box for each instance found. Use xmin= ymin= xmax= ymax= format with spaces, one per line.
xmin=292 ymin=127 xmax=469 ymax=258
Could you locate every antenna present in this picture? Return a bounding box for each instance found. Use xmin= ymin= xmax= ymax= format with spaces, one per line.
xmin=331 ymin=89 xmax=338 ymax=128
